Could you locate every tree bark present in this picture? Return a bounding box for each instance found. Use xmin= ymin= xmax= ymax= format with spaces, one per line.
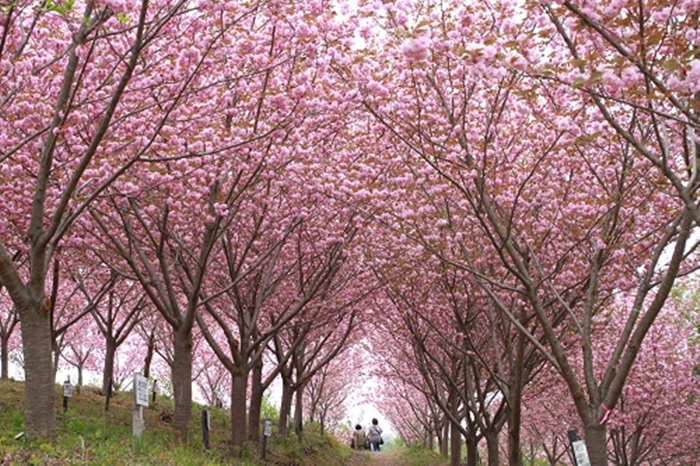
xmin=102 ymin=337 xmax=116 ymax=394
xmin=76 ymin=361 xmax=84 ymax=390
xmin=585 ymin=422 xmax=608 ymax=466
xmin=485 ymin=428 xmax=500 ymax=466
xmin=278 ymin=379 xmax=293 ymax=437
xmin=171 ymin=328 xmax=193 ymax=443
xmin=1 ymin=331 xmax=9 ymax=380
xmin=449 ymin=417 xmax=461 ymax=466
xmin=508 ymin=333 xmax=525 ymax=466
xmin=143 ymin=330 xmax=155 ymax=379
xmin=440 ymin=418 xmax=449 ymax=458
xmin=293 ymin=384 xmax=304 ymax=437
xmin=248 ymin=359 xmax=263 ymax=443
xmin=20 ymin=300 xmax=55 ymax=442
xmin=230 ymin=366 xmax=249 ymax=449
xmin=466 ymin=433 xmax=478 ymax=466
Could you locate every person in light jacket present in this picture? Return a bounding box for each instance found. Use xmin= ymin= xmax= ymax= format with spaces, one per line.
xmin=352 ymin=424 xmax=367 ymax=450
xmin=367 ymin=418 xmax=383 ymax=452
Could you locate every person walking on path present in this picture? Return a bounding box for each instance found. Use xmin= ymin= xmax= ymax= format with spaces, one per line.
xmin=352 ymin=424 xmax=367 ymax=450
xmin=367 ymin=418 xmax=383 ymax=452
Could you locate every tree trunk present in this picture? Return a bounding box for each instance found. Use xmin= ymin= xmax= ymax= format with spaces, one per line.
xmin=76 ymin=361 xmax=83 ymax=391
xmin=466 ymin=433 xmax=478 ymax=466
xmin=585 ymin=422 xmax=608 ymax=466
xmin=230 ymin=366 xmax=249 ymax=449
xmin=278 ymin=379 xmax=293 ymax=437
xmin=20 ymin=301 xmax=55 ymax=441
xmin=171 ymin=328 xmax=193 ymax=443
xmin=293 ymin=384 xmax=304 ymax=437
xmin=143 ymin=330 xmax=155 ymax=379
xmin=441 ymin=418 xmax=449 ymax=458
xmin=1 ymin=333 xmax=9 ymax=380
xmin=449 ymin=392 xmax=461 ymax=466
xmin=102 ymin=337 xmax=116 ymax=394
xmin=248 ymin=360 xmax=263 ymax=443
xmin=508 ymin=334 xmax=525 ymax=466
xmin=450 ymin=418 xmax=461 ymax=466
xmin=486 ymin=428 xmax=500 ymax=466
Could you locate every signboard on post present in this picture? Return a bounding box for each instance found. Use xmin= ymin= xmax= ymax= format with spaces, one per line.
xmin=572 ymin=440 xmax=591 ymax=466
xmin=62 ymin=379 xmax=73 ymax=412
xmin=261 ymin=419 xmax=272 ymax=460
xmin=134 ymin=373 xmax=149 ymax=408
xmin=132 ymin=372 xmax=147 ymax=440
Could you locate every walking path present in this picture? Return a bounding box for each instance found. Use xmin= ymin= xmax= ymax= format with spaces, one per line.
xmin=347 ymin=450 xmax=405 ymax=466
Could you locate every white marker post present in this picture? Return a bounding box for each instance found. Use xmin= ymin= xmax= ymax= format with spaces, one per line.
xmin=62 ymin=378 xmax=73 ymax=412
xmin=133 ymin=373 xmax=149 ymax=439
xmin=261 ymin=419 xmax=272 ymax=459
xmin=572 ymin=440 xmax=591 ymax=466
xmin=567 ymin=429 xmax=591 ymax=466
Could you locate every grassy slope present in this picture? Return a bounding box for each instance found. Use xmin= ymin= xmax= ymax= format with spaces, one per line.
xmin=0 ymin=379 xmax=356 ymax=466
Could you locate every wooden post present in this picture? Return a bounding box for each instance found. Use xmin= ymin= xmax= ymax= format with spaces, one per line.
xmin=202 ymin=410 xmax=210 ymax=449
xmin=133 ymin=373 xmax=148 ymax=440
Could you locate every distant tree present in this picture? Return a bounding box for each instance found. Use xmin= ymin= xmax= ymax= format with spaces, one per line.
xmin=0 ymin=290 xmax=19 ymax=380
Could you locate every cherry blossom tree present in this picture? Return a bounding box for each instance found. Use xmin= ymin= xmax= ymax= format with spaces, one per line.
xmin=0 ymin=0 xmax=210 ymax=440
xmin=522 ymin=296 xmax=700 ymax=465
xmin=530 ymin=0 xmax=700 ymax=226
xmin=347 ymin=1 xmax=700 ymax=464
xmin=72 ymin=264 xmax=146 ymax=394
xmin=193 ymin=347 xmax=229 ymax=409
xmin=59 ymin=318 xmax=100 ymax=390
xmin=303 ymin=350 xmax=362 ymax=436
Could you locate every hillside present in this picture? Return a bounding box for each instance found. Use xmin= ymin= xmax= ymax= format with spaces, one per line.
xmin=0 ymin=379 xmax=358 ymax=465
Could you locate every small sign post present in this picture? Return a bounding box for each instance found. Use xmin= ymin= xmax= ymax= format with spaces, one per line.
xmin=567 ymin=429 xmax=591 ymax=466
xmin=133 ymin=373 xmax=149 ymax=439
xmin=202 ymin=410 xmax=211 ymax=449
xmin=62 ymin=378 xmax=73 ymax=412
xmin=261 ymin=419 xmax=272 ymax=459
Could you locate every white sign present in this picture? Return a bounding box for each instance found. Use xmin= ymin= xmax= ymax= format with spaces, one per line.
xmin=572 ymin=440 xmax=591 ymax=466
xmin=63 ymin=382 xmax=73 ymax=398
xmin=134 ymin=373 xmax=149 ymax=407
xmin=264 ymin=420 xmax=272 ymax=437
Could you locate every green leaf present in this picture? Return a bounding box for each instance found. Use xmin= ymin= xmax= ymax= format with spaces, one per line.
xmin=45 ymin=0 xmax=74 ymax=15
xmin=663 ymin=59 xmax=681 ymax=71
xmin=682 ymin=48 xmax=700 ymax=62
xmin=588 ymin=70 xmax=603 ymax=84
xmin=572 ymin=77 xmax=586 ymax=89
xmin=571 ymin=58 xmax=587 ymax=69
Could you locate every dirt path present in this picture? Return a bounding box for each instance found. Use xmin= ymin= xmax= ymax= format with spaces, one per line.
xmin=347 ymin=450 xmax=406 ymax=466
xmin=366 ymin=450 xmax=405 ymax=465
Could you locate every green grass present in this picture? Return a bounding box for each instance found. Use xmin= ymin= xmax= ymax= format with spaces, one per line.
xmin=0 ymin=379 xmax=355 ymax=466
xmin=394 ymin=445 xmax=449 ymax=466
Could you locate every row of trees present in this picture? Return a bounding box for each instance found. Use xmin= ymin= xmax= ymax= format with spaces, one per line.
xmin=354 ymin=0 xmax=700 ymax=464
xmin=1 ymin=0 xmax=699 ymax=464
xmin=0 ymin=0 xmax=374 ymax=448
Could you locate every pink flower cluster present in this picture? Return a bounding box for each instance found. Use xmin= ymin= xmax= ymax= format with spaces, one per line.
xmin=401 ymin=37 xmax=430 ymax=62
